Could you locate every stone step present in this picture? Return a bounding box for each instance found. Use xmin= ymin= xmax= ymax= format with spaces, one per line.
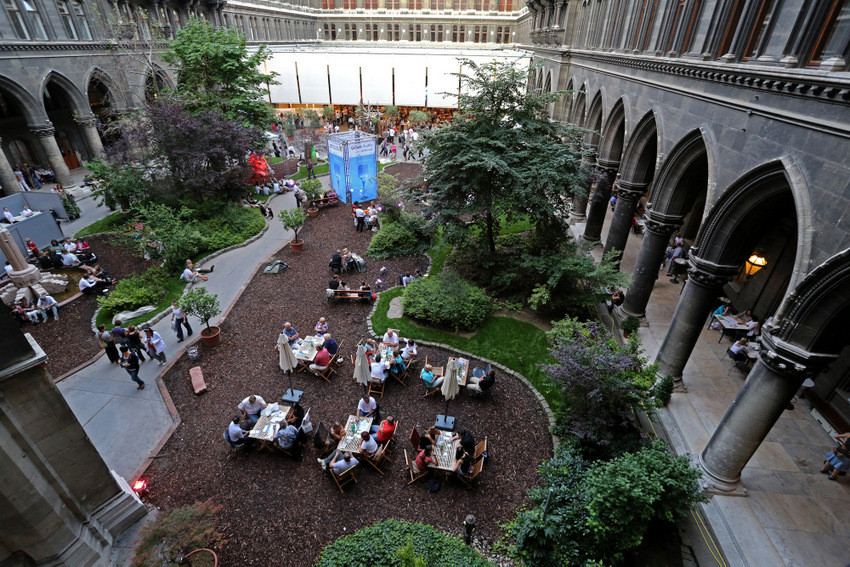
xmin=189 ymin=366 xmax=207 ymax=394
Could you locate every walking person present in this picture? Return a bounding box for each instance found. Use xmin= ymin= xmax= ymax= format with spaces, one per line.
xmin=119 ymin=346 xmax=144 ymax=390
xmin=170 ymin=299 xmax=193 ymax=343
xmin=144 ymin=328 xmax=167 ymax=366
xmin=125 ymin=325 xmax=146 ymax=362
xmin=96 ymin=324 xmax=120 ymax=364
xmin=306 ymin=159 xmax=316 ymax=180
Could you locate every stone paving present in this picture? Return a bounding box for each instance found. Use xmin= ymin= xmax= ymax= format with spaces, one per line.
xmin=577 ymin=215 xmax=850 ymax=567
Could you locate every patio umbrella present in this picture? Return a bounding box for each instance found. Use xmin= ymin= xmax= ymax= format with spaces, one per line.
xmin=440 ymin=359 xmax=460 ymax=421
xmin=278 ymin=334 xmax=301 ymax=400
xmin=354 ymin=344 xmax=371 ymax=389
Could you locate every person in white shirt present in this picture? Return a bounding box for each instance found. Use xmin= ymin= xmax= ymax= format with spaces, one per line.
xmin=226 ymin=416 xmax=252 ymax=447
xmin=20 ymin=206 xmax=34 ymax=218
xmin=170 ymin=299 xmax=193 ymax=342
xmin=238 ymin=395 xmax=267 ymax=425
xmin=401 ymin=339 xmax=417 ymax=360
xmin=144 ymin=328 xmax=167 ymax=366
xmin=37 ymin=294 xmax=59 ymax=320
xmin=4 ymin=262 xmax=12 ymax=277
xmin=370 ymin=354 xmax=388 ymax=384
xmin=382 ymin=329 xmax=399 ymax=349
xmin=78 ymin=275 xmax=107 ymax=295
xmin=181 ymin=266 xmax=208 ymax=282
xmin=61 ymin=251 xmax=81 ymax=267
xmin=3 ymin=207 xmax=15 ymax=223
xmin=356 ymin=394 xmax=377 ymax=418
xmin=358 ymin=431 xmax=378 ymax=459
xmin=402 ymin=274 xmax=413 ymax=287
xmin=63 ymin=238 xmax=77 ymax=253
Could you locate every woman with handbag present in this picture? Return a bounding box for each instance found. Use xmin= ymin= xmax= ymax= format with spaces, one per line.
xmin=821 ymin=432 xmax=850 ymax=481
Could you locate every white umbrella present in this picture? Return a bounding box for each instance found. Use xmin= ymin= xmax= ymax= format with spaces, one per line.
xmin=278 ymin=334 xmax=300 ymax=396
xmin=354 ymin=344 xmax=371 ymax=388
xmin=441 ymin=359 xmax=460 ymax=416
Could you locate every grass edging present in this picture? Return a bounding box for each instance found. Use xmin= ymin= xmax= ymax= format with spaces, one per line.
xmin=367 ymin=285 xmax=560 ymax=449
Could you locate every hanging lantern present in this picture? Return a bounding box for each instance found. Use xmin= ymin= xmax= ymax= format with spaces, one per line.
xmin=745 ymin=254 xmax=767 ymax=277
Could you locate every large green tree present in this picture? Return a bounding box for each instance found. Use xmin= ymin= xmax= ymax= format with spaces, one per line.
xmin=162 ymin=18 xmax=276 ymax=129
xmin=419 ymin=59 xmax=589 ymax=253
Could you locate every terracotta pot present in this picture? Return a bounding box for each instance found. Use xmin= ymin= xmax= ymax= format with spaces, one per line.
xmin=623 ymin=331 xmax=631 ymax=338
xmin=307 ymin=207 xmax=319 ymax=218
xmin=290 ymin=239 xmax=304 ymax=252
xmin=201 ymin=326 xmax=221 ymax=347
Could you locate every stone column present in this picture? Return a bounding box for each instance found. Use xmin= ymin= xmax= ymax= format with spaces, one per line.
xmin=699 ymin=330 xmax=833 ymax=494
xmin=655 ymin=257 xmax=738 ymax=382
xmin=0 ymin=137 xmax=22 ymax=195
xmin=621 ymin=210 xmax=680 ymax=317
xmin=582 ymin=164 xmax=616 ymax=242
xmin=29 ymin=122 xmax=73 ymax=187
xmin=603 ymin=178 xmax=647 ymax=268
xmin=75 ymin=113 xmax=105 ymax=160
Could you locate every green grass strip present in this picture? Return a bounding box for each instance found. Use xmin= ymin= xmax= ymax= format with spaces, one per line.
xmin=75 ymin=211 xmax=129 ymax=238
xmin=371 ymin=286 xmax=559 ymax=409
xmin=96 ymin=276 xmax=187 ymax=329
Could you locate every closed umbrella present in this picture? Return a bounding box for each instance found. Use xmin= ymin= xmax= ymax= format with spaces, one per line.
xmin=354 ymin=344 xmax=371 ymax=390
xmin=278 ymin=334 xmax=302 ymax=403
xmin=437 ymin=359 xmax=460 ymax=430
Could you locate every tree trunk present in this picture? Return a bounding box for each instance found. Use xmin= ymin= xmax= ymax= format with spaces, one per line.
xmin=486 ymin=211 xmax=496 ymax=254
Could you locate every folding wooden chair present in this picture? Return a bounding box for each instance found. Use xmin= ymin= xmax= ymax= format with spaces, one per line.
xmin=313 ymin=422 xmax=335 ymax=457
xmin=315 ymin=354 xmax=338 ymax=382
xmin=457 ymin=458 xmax=484 ymax=488
xmin=330 ymin=464 xmax=358 ymax=493
xmin=363 ymin=443 xmax=391 ymax=475
xmin=333 ymin=340 xmax=345 ymax=366
xmin=404 ymin=449 xmax=428 ymax=485
xmin=473 ymin=438 xmax=488 ymax=461
xmin=368 ymin=377 xmax=385 ymax=399
xmin=393 ymin=356 xmax=416 ymax=386
xmin=409 ymin=425 xmax=421 ymax=452
xmin=425 ymin=355 xmax=444 ymax=377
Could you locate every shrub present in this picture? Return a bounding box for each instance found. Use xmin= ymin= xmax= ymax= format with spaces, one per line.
xmin=622 ymin=315 xmax=640 ymax=334
xmin=132 ymin=500 xmax=226 ymax=566
xmin=97 ymin=266 xmax=168 ymax=313
xmin=403 ymin=271 xmax=492 ymax=332
xmin=316 ymin=519 xmax=491 ymax=567
xmin=61 ymin=193 xmax=82 ymax=219
xmin=128 ymin=203 xmax=204 ymax=273
xmin=652 ymin=375 xmax=675 ymax=407
xmin=367 ymin=214 xmax=429 ymax=259
xmin=196 ymin=205 xmax=265 ymax=251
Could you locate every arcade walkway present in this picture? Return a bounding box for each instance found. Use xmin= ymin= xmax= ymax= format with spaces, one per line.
xmin=578 ymin=215 xmax=850 ymax=566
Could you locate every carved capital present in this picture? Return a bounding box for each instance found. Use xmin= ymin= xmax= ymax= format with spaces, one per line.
xmin=614 ymin=179 xmax=647 ymax=200
xmin=29 ymin=123 xmax=55 ymax=138
xmin=74 ymin=114 xmax=98 ymax=128
xmin=644 ymin=217 xmax=679 ymax=237
xmin=757 ymin=329 xmax=834 ymax=380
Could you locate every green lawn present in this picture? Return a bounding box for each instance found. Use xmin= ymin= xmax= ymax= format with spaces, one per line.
xmin=75 ymin=211 xmax=130 ymax=238
xmin=371 ymin=286 xmax=559 ymax=408
xmin=267 ymin=156 xmax=286 ymax=164
xmin=95 ymin=276 xmax=187 ymax=329
xmin=290 ymin=161 xmax=387 ymax=181
xmin=426 ymin=227 xmax=451 ymax=276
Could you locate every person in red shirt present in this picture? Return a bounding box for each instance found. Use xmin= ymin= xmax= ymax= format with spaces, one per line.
xmin=414 ymin=445 xmax=434 ymax=474
xmin=370 ymin=416 xmax=396 ymax=444
xmin=309 ymin=347 xmax=331 ymax=375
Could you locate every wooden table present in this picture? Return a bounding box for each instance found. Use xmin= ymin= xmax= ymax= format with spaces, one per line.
xmin=294 ymin=335 xmax=323 ymax=365
xmin=429 ymin=430 xmax=460 ymax=472
xmin=714 ymin=315 xmax=748 ymax=343
xmin=337 ymin=415 xmax=373 ymax=453
xmin=448 ymin=357 xmax=470 ymax=387
xmin=248 ymin=404 xmax=292 ymax=451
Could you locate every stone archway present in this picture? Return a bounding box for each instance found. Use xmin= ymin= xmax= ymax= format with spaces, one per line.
xmin=0 ymin=75 xmax=49 ymax=194
xmin=570 ymin=89 xmax=602 ymax=222
xmin=86 ymin=69 xmax=121 ymax=148
xmin=584 ymin=98 xmax=626 ymax=242
xmin=42 ymin=72 xmax=96 ymax=169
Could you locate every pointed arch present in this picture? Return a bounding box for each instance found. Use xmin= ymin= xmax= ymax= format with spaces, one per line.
xmin=0 ymin=74 xmax=45 ymax=122
xmin=85 ymin=67 xmax=127 ymax=111
xmin=648 ymin=128 xmax=716 ymax=219
xmin=617 ymin=110 xmax=659 ymax=186
xmin=571 ymin=85 xmax=587 ymax=126
xmin=597 ymin=97 xmax=627 ymax=165
xmin=583 ymin=90 xmax=604 ymax=147
xmin=40 ymin=70 xmax=90 ymax=115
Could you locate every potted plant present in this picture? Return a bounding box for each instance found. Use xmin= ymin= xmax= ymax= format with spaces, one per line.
xmin=622 ymin=315 xmax=641 ymax=338
xmin=283 ymin=122 xmax=296 ymax=140
xmin=301 ymin=179 xmax=323 ymax=217
xmin=180 ymin=287 xmax=222 ymax=347
xmin=278 ymin=207 xmax=308 ymax=251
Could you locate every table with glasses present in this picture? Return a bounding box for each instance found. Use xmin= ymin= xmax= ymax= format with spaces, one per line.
xmin=713 ymin=315 xmax=749 ymax=343
xmin=248 ymin=403 xmax=292 ymax=452
xmin=429 ymin=430 xmax=460 ymax=472
xmin=447 ymin=357 xmax=470 ymax=386
xmin=294 ymin=335 xmax=323 ymax=366
xmin=337 ymin=415 xmax=373 ymax=453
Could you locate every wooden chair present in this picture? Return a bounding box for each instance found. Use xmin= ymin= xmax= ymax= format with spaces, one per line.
xmin=332 ymin=340 xmax=345 ymax=366
xmin=457 ymin=458 xmax=484 ymax=488
xmin=313 ymin=422 xmax=335 ymax=457
xmin=368 ymin=377 xmax=385 ymax=399
xmin=330 ymin=464 xmax=358 ymax=493
xmin=363 ymin=442 xmax=392 ymax=475
xmin=314 ymin=353 xmax=338 ymax=382
xmin=409 ymin=425 xmax=421 ymax=452
xmin=425 ymin=355 xmax=444 ymax=377
xmin=473 ymin=438 xmax=488 ymax=461
xmin=404 ymin=449 xmax=428 ymax=485
xmin=393 ymin=355 xmax=416 ymax=386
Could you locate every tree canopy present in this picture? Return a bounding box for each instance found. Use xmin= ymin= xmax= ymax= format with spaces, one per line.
xmin=162 ymin=17 xmax=277 ymax=129
xmin=418 ymin=59 xmax=590 ymax=253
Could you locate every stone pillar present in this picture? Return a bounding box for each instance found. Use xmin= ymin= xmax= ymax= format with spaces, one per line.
xmin=29 ymin=122 xmax=73 ymax=187
xmin=621 ymin=210 xmax=680 ymax=317
xmin=655 ymin=257 xmax=737 ymax=382
xmin=0 ymin=137 xmax=22 ymax=195
xmin=75 ymin=113 xmax=105 ymax=160
xmin=582 ymin=164 xmax=616 ymax=242
xmin=699 ymin=330 xmax=833 ymax=494
xmin=603 ymin=178 xmax=647 ymax=268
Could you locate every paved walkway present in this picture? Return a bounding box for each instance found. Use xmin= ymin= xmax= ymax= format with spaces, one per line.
xmin=55 ymin=184 xmax=323 ymax=481
xmin=575 ymin=214 xmax=850 ymax=566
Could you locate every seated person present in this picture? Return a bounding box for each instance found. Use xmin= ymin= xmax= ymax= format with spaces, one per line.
xmin=79 ymin=275 xmax=108 ymax=295
xmin=48 ymin=239 xmax=64 ymax=255
xmin=358 ymin=282 xmax=372 ymax=298
xmin=608 ymin=289 xmax=626 ymax=311
xmin=412 ymin=445 xmax=435 ymax=474
xmin=315 ymin=317 xmax=328 ymax=336
xmin=356 ymin=394 xmax=378 ymax=418
xmin=370 ymin=354 xmax=388 ymax=383
xmin=341 ymin=248 xmax=353 ymax=269
xmin=733 ymin=309 xmax=753 ymax=324
xmin=181 ymin=265 xmax=209 ymax=282
xmin=227 ymin=416 xmax=252 ymax=447
xmin=275 ymin=424 xmax=300 ymax=451
xmin=36 ymin=251 xmax=59 ymax=270
xmin=186 ymin=259 xmax=213 ymax=275
xmin=362 ymin=338 xmax=377 ymax=354
xmin=327 ymin=422 xmax=345 ymax=446
xmin=36 ymin=293 xmax=59 ymax=320
xmin=323 ymin=333 xmax=339 ymax=356
xmin=320 ymin=450 xmax=358 ymax=474
xmin=24 ymin=238 xmax=38 ymax=257
xmin=237 ymin=395 xmax=267 ymax=425
xmin=309 ymin=346 xmax=332 ymax=376
xmin=92 ymin=265 xmax=114 ymax=285
xmin=421 ymin=364 xmax=444 ymax=389
xmin=371 ymin=416 xmax=396 ymax=444
xmin=329 ymin=275 xmax=341 ymax=290
xmin=739 ymin=315 xmax=760 ymax=339
xmin=358 ymin=430 xmax=378 ymax=459
xmin=329 ymin=250 xmax=343 ymax=271
xmin=382 ymin=329 xmax=400 ymax=349
xmin=3 ymin=207 xmax=15 ymax=223
xmin=63 ymin=238 xmax=77 ymax=254
xmin=453 ymin=450 xmax=474 ymax=477
xmin=401 ymin=339 xmax=417 ymax=360
xmin=61 ymin=250 xmax=82 ymax=267
xmin=710 ymin=303 xmax=731 ymax=329
xmin=420 ymin=426 xmax=439 ymax=450
xmin=281 ymin=322 xmax=299 ymax=346
xmin=729 ymin=338 xmax=749 ymax=361
xmin=19 ymin=297 xmax=44 ymax=324
xmin=452 ymin=429 xmax=476 ymax=456
xmin=467 ymin=369 xmax=495 ymax=394
xmin=402 ymin=273 xmax=413 ymax=287
xmin=389 ymin=353 xmax=406 ymax=376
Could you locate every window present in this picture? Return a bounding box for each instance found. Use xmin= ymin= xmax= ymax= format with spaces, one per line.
xmin=411 ymin=0 xmax=421 ymax=8
xmin=743 ymin=0 xmax=777 ymax=59
xmin=364 ymin=0 xmax=376 ymax=8
xmin=22 ymin=0 xmax=47 ymax=38
xmin=4 ymin=0 xmax=49 ymax=39
xmin=810 ymin=0 xmax=850 ymax=65
xmin=452 ymin=24 xmax=465 ymax=41
xmin=717 ymin=0 xmax=745 ymax=57
xmin=473 ymin=24 xmax=479 ymax=42
xmin=388 ymin=0 xmax=399 ymax=7
xmin=330 ymin=23 xmax=337 ymax=39
xmin=412 ymin=23 xmax=421 ymax=40
xmin=430 ymin=23 xmax=436 ymax=40
xmin=171 ymin=8 xmax=181 ymax=31
xmin=474 ymin=0 xmax=483 ymax=9
xmin=499 ymin=0 xmax=511 ymax=10
xmin=323 ymin=23 xmax=329 ymax=39
xmin=4 ymin=0 xmax=30 ymax=39
xmin=481 ymin=24 xmax=487 ymax=41
xmin=437 ymin=0 xmax=444 ymax=9
xmin=393 ymin=23 xmax=400 ymax=40
xmin=57 ymin=0 xmax=76 ymax=38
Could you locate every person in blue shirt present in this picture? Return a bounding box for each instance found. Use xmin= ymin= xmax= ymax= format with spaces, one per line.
xmin=421 ymin=363 xmax=444 ymax=389
xmin=323 ymin=333 xmax=339 ymax=356
xmin=282 ymin=322 xmax=299 ymax=346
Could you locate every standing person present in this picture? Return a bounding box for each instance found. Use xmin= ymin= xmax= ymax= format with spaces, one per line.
xmin=170 ymin=299 xmax=193 ymax=343
xmin=354 ymin=202 xmax=366 ymax=232
xmin=119 ymin=346 xmax=144 ymax=390
xmin=390 ymin=143 xmax=397 ymax=161
xmin=144 ymin=328 xmax=167 ymax=366
xmin=125 ymin=325 xmax=146 ymax=362
xmin=306 ymin=159 xmax=316 ymax=180
xmin=96 ymin=324 xmax=120 ymax=364
xmin=13 ymin=165 xmax=30 ymax=192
